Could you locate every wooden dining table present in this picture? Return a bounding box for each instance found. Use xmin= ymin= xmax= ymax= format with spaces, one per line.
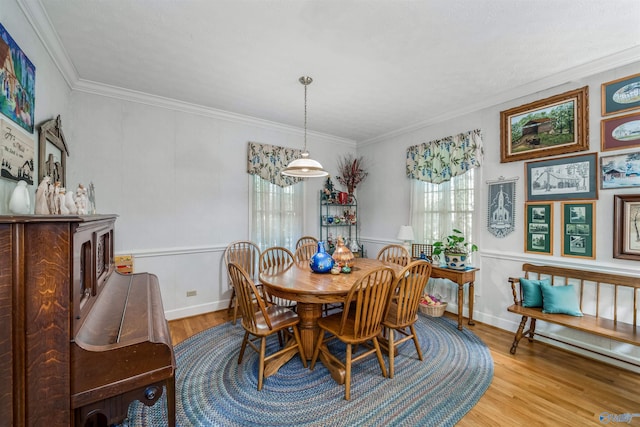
xmin=259 ymin=257 xmax=403 ymax=384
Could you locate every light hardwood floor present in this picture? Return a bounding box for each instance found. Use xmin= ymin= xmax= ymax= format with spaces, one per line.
xmin=168 ymin=311 xmax=640 ymax=426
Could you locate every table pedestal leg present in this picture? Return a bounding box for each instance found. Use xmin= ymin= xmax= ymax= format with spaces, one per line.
xmin=296 ymin=302 xmax=322 ymax=360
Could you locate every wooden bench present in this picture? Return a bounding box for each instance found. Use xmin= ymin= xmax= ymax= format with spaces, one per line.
xmin=507 ymin=263 xmax=640 ymax=358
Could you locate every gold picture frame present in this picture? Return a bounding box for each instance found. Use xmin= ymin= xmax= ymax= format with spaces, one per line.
xmin=500 ymin=86 xmax=589 ymax=163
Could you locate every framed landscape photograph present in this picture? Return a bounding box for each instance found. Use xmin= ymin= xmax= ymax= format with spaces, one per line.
xmin=561 ymin=201 xmax=595 ymax=259
xmin=600 ymin=151 xmax=640 ymax=189
xmin=601 ymin=111 xmax=640 ymax=152
xmin=500 ymin=86 xmax=589 ymax=163
xmin=601 ymin=72 xmax=640 ymax=117
xmin=524 ymin=202 xmax=553 ymax=255
xmin=613 ymin=194 xmax=640 ymax=260
xmin=525 ymin=152 xmax=598 ymax=201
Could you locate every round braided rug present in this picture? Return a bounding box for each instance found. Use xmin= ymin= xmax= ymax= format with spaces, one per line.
xmin=127 ymin=315 xmax=493 ymax=426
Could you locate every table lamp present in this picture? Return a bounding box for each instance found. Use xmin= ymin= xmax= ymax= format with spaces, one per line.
xmin=396 ymin=225 xmax=415 ymax=255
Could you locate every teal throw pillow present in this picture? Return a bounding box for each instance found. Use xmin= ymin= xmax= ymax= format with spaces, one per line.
xmin=519 ymin=277 xmax=550 ymax=308
xmin=540 ymin=283 xmax=583 ymax=316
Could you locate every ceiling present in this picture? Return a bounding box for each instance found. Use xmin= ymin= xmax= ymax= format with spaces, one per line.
xmin=30 ymin=0 xmax=640 ymax=142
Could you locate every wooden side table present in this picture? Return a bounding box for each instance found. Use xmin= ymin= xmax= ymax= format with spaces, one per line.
xmin=430 ymin=266 xmax=479 ymax=330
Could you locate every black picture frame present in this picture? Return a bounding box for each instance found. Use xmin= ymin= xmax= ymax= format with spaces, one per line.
xmin=525 ymin=152 xmax=598 ymax=202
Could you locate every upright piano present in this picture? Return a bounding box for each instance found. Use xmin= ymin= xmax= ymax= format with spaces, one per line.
xmin=0 ymin=215 xmax=175 ymax=427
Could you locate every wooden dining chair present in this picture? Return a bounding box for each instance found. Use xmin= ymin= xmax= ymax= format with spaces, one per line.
xmin=259 ymin=247 xmax=297 ymax=309
xmin=294 ymin=242 xmax=317 ymax=262
xmin=296 ymin=235 xmax=318 ymax=249
xmin=381 ymin=260 xmax=432 ymax=378
xmin=310 ymin=266 xmax=395 ymax=400
xmin=227 ymin=262 xmax=307 ymax=390
xmin=224 ymin=240 xmax=261 ymax=324
xmin=377 ymin=244 xmax=410 ymax=267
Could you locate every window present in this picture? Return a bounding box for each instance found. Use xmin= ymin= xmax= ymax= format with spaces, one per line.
xmin=410 ymin=169 xmax=476 ymax=246
xmin=250 ymin=175 xmax=304 ymax=250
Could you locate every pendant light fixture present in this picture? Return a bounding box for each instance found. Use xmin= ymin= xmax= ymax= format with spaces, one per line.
xmin=281 ymin=76 xmax=329 ymax=178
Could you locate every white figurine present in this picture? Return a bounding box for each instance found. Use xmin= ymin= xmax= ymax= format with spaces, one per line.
xmin=65 ymin=190 xmax=77 ymax=214
xmin=9 ymin=180 xmax=31 ymax=214
xmin=75 ymin=184 xmax=88 ymax=215
xmin=58 ymin=187 xmax=69 ymax=215
xmin=35 ymin=177 xmax=51 ymax=215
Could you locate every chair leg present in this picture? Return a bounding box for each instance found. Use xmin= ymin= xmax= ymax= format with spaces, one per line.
xmin=409 ymin=324 xmax=423 ymax=361
xmin=228 ymin=288 xmax=238 ymax=325
xmin=345 ymin=343 xmax=352 ymax=400
xmin=388 ymin=328 xmax=395 ymax=379
xmin=238 ymin=331 xmax=249 ymax=364
xmin=257 ymin=337 xmax=266 ymax=391
xmin=372 ymin=337 xmax=388 ymax=379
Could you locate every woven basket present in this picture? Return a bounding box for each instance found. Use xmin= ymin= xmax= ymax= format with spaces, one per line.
xmin=419 ymin=302 xmax=447 ymax=317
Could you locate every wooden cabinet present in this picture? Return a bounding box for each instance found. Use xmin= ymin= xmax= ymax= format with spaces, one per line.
xmin=0 ymin=215 xmax=116 ymax=427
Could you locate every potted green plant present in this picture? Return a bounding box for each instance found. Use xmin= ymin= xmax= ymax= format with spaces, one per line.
xmin=432 ymin=229 xmax=478 ymax=270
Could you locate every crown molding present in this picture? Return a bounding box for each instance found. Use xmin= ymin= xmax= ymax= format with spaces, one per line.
xmin=359 ymin=45 xmax=640 ymax=147
xmin=17 ymin=0 xmax=79 ymax=88
xmin=74 ymin=79 xmax=356 ymax=146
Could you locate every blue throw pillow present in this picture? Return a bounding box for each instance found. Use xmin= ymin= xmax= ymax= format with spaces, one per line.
xmin=540 ymin=283 xmax=583 ymax=316
xmin=519 ymin=277 xmax=550 ymax=308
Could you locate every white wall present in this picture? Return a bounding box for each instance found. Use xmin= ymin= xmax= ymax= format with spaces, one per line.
xmin=66 ymin=89 xmax=356 ymax=319
xmin=0 ymin=2 xmax=71 ymax=212
xmin=358 ymin=60 xmax=640 ymax=371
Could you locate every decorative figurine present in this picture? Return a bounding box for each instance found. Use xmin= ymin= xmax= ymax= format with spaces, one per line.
xmin=35 ymin=177 xmax=51 ymax=215
xmin=65 ymin=190 xmax=77 ymax=214
xmin=75 ymin=184 xmax=88 ymax=215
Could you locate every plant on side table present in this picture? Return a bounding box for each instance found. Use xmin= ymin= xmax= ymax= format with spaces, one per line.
xmin=432 ymin=228 xmax=478 ymax=270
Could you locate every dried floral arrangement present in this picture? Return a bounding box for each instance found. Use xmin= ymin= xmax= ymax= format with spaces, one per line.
xmin=336 ymin=154 xmax=368 ymax=194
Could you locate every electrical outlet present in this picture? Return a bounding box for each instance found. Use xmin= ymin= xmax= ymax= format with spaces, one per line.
xmin=186 ymin=290 xmax=197 ymax=297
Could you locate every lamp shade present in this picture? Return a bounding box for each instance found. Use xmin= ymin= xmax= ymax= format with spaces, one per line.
xmin=281 ymin=152 xmax=329 ymax=178
xmin=397 ymin=225 xmax=415 ymax=241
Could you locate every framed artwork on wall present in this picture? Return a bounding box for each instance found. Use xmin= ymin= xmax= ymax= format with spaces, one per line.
xmin=38 ymin=115 xmax=69 ymax=187
xmin=600 ymin=151 xmax=640 ymax=190
xmin=613 ymin=194 xmax=640 ymax=261
xmin=0 ymin=22 xmax=36 ymax=133
xmin=524 ymin=202 xmax=553 ymax=255
xmin=525 ymin=152 xmax=598 ymax=202
xmin=601 ymin=111 xmax=640 ymax=152
xmin=0 ymin=118 xmax=34 ymax=184
xmin=601 ymin=72 xmax=640 ymax=117
xmin=500 ymin=86 xmax=589 ymax=163
xmin=561 ymin=201 xmax=595 ymax=259
xmin=486 ymin=176 xmax=518 ymax=238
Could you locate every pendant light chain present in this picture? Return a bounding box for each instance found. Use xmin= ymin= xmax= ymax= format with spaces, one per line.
xmin=303 ymin=78 xmax=308 ymax=152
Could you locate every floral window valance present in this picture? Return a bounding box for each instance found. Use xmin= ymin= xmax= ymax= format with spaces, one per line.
xmin=406 ymin=129 xmax=484 ymax=184
xmin=247 ymin=142 xmax=303 ymax=187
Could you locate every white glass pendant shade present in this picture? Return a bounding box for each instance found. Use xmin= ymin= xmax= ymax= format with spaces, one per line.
xmin=282 ymin=152 xmax=329 ymax=178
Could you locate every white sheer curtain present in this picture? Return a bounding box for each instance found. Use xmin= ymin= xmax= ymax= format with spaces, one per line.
xmin=410 ymin=168 xmax=476 ymax=245
xmin=250 ymin=175 xmax=304 ymax=251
